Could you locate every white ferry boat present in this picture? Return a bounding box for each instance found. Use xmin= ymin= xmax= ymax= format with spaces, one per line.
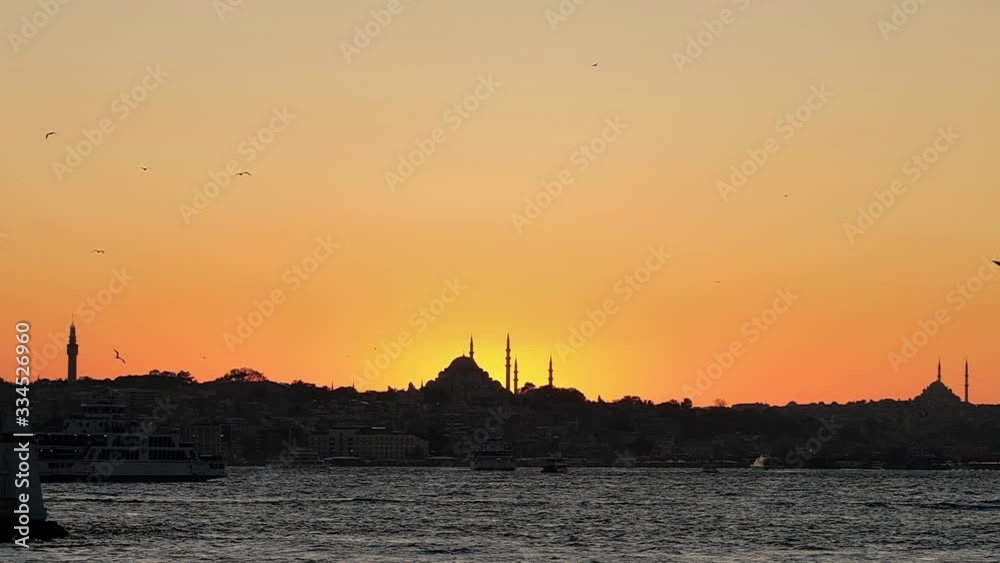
xmin=470 ymin=438 xmax=516 ymax=471
xmin=35 ymin=402 xmax=226 ymax=483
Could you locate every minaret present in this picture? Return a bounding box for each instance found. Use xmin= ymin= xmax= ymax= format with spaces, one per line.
xmin=937 ymin=358 xmax=942 ymax=382
xmin=505 ymin=333 xmax=511 ymax=392
xmin=66 ymin=321 xmax=78 ymax=383
xmin=964 ymin=359 xmax=970 ymax=403
xmin=548 ymin=356 xmax=553 ymax=388
xmin=469 ymin=335 xmax=474 ymax=361
xmin=513 ymin=358 xmax=519 ymax=393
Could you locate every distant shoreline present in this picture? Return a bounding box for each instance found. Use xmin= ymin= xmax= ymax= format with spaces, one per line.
xmin=240 ymin=459 xmax=1000 ymax=470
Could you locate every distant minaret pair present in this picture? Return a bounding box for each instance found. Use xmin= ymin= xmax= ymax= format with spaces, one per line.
xmin=471 ymin=332 xmax=553 ymax=393
xmin=505 ymin=333 xmax=553 ymax=391
xmin=503 ymin=333 xmax=522 ymax=393
xmin=939 ymin=357 xmax=971 ymax=404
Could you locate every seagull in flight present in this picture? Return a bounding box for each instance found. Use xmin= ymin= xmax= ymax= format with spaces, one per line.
xmin=993 ymin=260 xmax=1000 ymax=267
xmin=139 ymin=166 xmax=150 ymax=172
xmin=592 ymin=61 xmax=599 ymax=68
xmin=92 ymin=249 xmax=105 ymax=254
xmin=236 ymin=171 xmax=252 ymax=177
xmin=113 ymin=349 xmax=126 ymax=365
xmin=44 ymin=131 xmax=58 ymax=140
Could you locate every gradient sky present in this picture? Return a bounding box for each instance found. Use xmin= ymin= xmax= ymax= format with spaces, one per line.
xmin=2 ymin=0 xmax=999 ymax=405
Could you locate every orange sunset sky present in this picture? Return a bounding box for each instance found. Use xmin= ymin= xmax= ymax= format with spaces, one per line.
xmin=2 ymin=1 xmax=998 ymax=405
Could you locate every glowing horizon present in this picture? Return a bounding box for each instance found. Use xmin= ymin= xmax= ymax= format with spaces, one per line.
xmin=3 ymin=0 xmax=1000 ymax=405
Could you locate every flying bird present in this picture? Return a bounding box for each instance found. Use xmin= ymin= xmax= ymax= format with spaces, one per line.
xmin=92 ymin=249 xmax=105 ymax=254
xmin=44 ymin=131 xmax=57 ymax=140
xmin=139 ymin=166 xmax=150 ymax=172
xmin=113 ymin=349 xmax=126 ymax=365
xmin=994 ymin=260 xmax=1000 ymax=267
xmin=784 ymin=194 xmax=789 ymax=198
xmin=236 ymin=171 xmax=252 ymax=177
xmin=592 ymin=61 xmax=599 ymax=68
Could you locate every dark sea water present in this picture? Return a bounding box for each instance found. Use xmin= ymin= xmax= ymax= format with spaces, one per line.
xmin=5 ymin=467 xmax=1000 ymax=562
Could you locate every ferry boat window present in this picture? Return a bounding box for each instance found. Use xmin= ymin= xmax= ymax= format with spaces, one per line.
xmin=150 ymin=437 xmax=174 ymax=448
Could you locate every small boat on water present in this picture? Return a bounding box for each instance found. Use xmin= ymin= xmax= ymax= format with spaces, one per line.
xmin=541 ymin=453 xmax=568 ymax=473
xmin=470 ymin=438 xmax=516 ymax=471
xmin=750 ymin=455 xmax=777 ymax=469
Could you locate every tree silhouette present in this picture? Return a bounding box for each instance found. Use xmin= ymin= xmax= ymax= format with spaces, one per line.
xmin=217 ymin=368 xmax=268 ymax=383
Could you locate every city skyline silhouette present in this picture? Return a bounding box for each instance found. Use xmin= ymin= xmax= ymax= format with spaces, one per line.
xmin=4 ymin=2 xmax=1000 ymax=407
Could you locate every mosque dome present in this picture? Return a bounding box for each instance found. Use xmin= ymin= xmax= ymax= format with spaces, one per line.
xmin=446 ymin=355 xmax=481 ymax=373
xmin=913 ymin=361 xmax=962 ymax=405
xmin=423 ymin=337 xmax=507 ymax=403
xmin=915 ymin=380 xmax=961 ymax=404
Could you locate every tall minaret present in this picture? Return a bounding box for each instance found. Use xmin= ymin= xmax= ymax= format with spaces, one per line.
xmin=548 ymin=356 xmax=554 ymax=388
xmin=469 ymin=335 xmax=474 ymax=361
xmin=513 ymin=358 xmax=519 ymax=393
xmin=505 ymin=333 xmax=511 ymax=392
xmin=937 ymin=358 xmax=942 ymax=382
xmin=964 ymin=359 xmax=969 ymax=403
xmin=67 ymin=321 xmax=78 ymax=383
